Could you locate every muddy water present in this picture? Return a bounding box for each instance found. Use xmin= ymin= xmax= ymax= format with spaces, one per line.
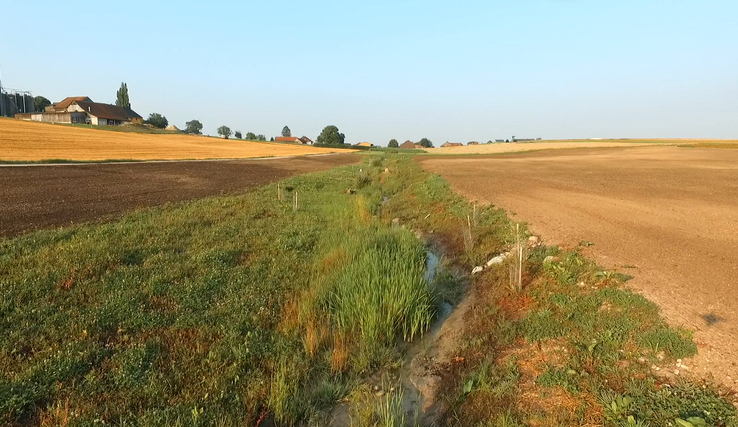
xmin=395 ymin=249 xmax=457 ymax=424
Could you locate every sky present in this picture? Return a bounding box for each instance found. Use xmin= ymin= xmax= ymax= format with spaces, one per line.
xmin=1 ymin=0 xmax=736 ymax=144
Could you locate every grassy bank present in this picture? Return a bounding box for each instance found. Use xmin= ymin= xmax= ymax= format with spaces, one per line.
xmin=0 ymin=155 xmax=438 ymax=425
xmin=1 ymin=154 xmax=735 ymax=426
xmin=367 ymin=157 xmax=737 ymax=426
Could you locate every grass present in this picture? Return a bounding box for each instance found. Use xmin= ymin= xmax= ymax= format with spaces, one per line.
xmin=0 ymin=154 xmax=437 ymax=425
xmin=1 ymin=151 xmax=735 ymax=426
xmin=436 ymin=243 xmax=736 ymax=426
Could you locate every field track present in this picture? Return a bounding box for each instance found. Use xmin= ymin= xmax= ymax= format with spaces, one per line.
xmin=0 ymin=153 xmax=359 ymax=238
xmin=0 ymin=118 xmax=351 ymax=161
xmin=417 ymin=145 xmax=738 ymax=387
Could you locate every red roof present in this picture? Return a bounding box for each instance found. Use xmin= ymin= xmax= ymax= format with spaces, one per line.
xmin=52 ymin=96 xmax=92 ymax=111
xmin=399 ymin=140 xmax=416 ymax=149
xmin=74 ymin=101 xmax=142 ymax=121
xmin=275 ymin=137 xmax=300 ymax=143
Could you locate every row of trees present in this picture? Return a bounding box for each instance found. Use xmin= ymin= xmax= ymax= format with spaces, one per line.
xmin=212 ymin=126 xmax=267 ymax=140
xmin=114 ymin=84 xmax=351 ymax=144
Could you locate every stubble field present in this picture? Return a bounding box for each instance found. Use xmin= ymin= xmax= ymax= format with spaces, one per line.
xmin=418 ymin=145 xmax=738 ymax=388
xmin=0 ymin=119 xmax=350 ymax=162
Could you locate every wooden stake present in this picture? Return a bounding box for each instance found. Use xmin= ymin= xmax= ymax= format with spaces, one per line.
xmin=517 ymin=223 xmax=523 ymax=291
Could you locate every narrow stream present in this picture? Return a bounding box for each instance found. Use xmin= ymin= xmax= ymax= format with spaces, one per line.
xmin=396 ymin=249 xmax=456 ymax=424
xmin=329 ymin=248 xmax=458 ymax=426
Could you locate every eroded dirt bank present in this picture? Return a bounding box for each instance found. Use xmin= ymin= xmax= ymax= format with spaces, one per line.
xmin=418 ymin=146 xmax=738 ymax=388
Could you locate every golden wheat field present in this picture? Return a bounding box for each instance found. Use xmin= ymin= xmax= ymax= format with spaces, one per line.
xmin=0 ymin=119 xmax=353 ymax=161
xmin=428 ymin=138 xmax=738 ymax=155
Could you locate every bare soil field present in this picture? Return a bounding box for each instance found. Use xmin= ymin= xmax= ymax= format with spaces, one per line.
xmin=0 ymin=153 xmax=358 ymax=238
xmin=418 ymin=146 xmax=738 ymax=388
xmin=0 ymin=118 xmax=350 ymax=161
xmin=428 ymin=138 xmax=738 ymax=155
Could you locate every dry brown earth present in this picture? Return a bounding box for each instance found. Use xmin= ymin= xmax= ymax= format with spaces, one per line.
xmin=417 ymin=146 xmax=738 ymax=388
xmin=0 ymin=118 xmax=351 ymax=161
xmin=0 ymin=153 xmax=359 ymax=238
xmin=427 ymin=139 xmax=738 ymax=155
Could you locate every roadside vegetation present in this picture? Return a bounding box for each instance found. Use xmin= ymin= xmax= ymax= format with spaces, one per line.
xmin=0 ymin=154 xmax=433 ymax=425
xmin=1 ymin=154 xmax=735 ymax=426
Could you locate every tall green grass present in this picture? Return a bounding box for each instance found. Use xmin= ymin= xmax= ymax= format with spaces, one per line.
xmin=0 ymin=153 xmax=443 ymax=425
xmin=327 ymin=229 xmax=435 ymax=354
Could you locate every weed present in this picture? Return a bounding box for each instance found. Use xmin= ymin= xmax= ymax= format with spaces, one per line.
xmin=637 ymin=327 xmax=698 ymax=359
xmin=356 ymin=173 xmax=373 ymax=189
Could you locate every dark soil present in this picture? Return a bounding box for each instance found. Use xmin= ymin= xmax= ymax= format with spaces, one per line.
xmin=0 ymin=153 xmax=359 ymax=239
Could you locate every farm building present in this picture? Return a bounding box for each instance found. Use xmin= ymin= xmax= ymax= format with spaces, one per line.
xmin=399 ymin=140 xmax=416 ymax=149
xmin=441 ymin=142 xmax=463 ymax=148
xmin=275 ymin=136 xmax=313 ymax=145
xmin=15 ymin=96 xmax=142 ymax=126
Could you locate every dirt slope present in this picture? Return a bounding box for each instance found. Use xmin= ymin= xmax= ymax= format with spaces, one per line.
xmin=0 ymin=154 xmax=359 ymax=238
xmin=418 ymin=146 xmax=738 ymax=388
xmin=0 ymin=118 xmax=352 ymax=161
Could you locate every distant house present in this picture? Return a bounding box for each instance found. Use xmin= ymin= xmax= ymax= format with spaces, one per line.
xmin=467 ymin=141 xmax=479 ymax=145
xmin=441 ymin=142 xmax=463 ymax=148
xmin=356 ymin=142 xmax=374 ymax=147
xmin=399 ymin=140 xmax=416 ymax=149
xmin=275 ymin=136 xmax=300 ymax=143
xmin=276 ymin=136 xmax=313 ymax=145
xmin=15 ymin=96 xmax=142 ymax=126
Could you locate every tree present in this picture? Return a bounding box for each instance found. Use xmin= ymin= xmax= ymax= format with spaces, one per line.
xmin=234 ymin=131 xmax=242 ymax=139
xmin=115 ymin=82 xmax=130 ymax=109
xmin=34 ymin=96 xmax=51 ymax=112
xmin=281 ymin=126 xmax=291 ymax=137
xmin=246 ymin=132 xmax=257 ymax=140
xmin=388 ymin=139 xmax=399 ymax=148
xmin=257 ymin=134 xmax=266 ymax=141
xmin=144 ymin=113 xmax=168 ymax=129
xmin=217 ymin=126 xmax=232 ymax=139
xmin=185 ymin=120 xmax=203 ymax=135
xmin=418 ymin=137 xmax=433 ymax=148
xmin=270 ymin=137 xmax=275 ymax=142
xmin=316 ymin=125 xmax=345 ymax=145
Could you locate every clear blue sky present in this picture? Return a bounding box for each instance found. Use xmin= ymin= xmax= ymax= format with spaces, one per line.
xmin=2 ymin=1 xmax=736 ymax=144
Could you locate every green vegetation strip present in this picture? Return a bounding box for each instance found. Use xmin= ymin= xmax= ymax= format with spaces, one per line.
xmin=0 ymin=154 xmax=735 ymax=427
xmin=0 ymin=155 xmax=431 ymax=425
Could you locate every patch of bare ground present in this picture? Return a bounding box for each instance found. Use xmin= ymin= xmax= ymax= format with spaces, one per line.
xmin=417 ymin=145 xmax=738 ymax=390
xmin=0 ymin=153 xmax=359 ymax=238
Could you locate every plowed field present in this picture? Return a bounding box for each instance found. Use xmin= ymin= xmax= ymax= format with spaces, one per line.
xmin=418 ymin=146 xmax=738 ymax=387
xmin=0 ymin=118 xmax=351 ymax=161
xmin=0 ymin=153 xmax=359 ymax=238
xmin=428 ymin=139 xmax=738 ymax=155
